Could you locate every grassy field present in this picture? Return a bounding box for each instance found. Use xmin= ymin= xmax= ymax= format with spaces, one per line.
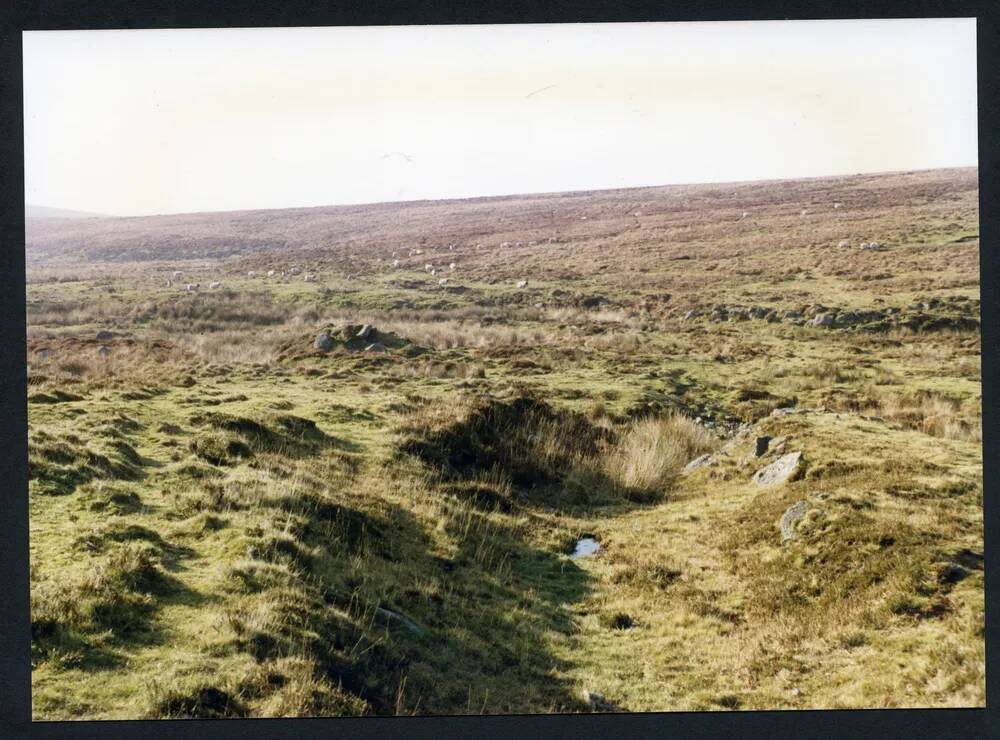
xmin=26 ymin=167 xmax=983 ymax=718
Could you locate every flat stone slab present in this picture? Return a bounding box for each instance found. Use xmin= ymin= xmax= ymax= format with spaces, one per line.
xmin=780 ymin=500 xmax=810 ymax=542
xmin=682 ymin=453 xmax=714 ymax=475
xmin=753 ymin=451 xmax=803 ymax=487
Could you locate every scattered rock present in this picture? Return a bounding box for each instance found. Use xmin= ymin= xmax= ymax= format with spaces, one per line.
xmin=356 ymin=324 xmax=373 ymax=339
xmin=780 ymin=500 xmax=809 ymax=542
xmin=754 ymin=436 xmax=772 ymax=457
xmin=753 ymin=451 xmax=803 ymax=487
xmin=683 ymin=453 xmax=714 ymax=474
xmin=95 ymin=330 xmax=115 ymax=341
xmin=811 ymin=313 xmax=834 ymax=327
xmin=364 ymin=342 xmax=387 ymax=353
xmin=769 ymin=435 xmax=788 ymax=453
xmin=771 ymin=407 xmax=802 ymax=417
xmin=97 ymin=345 xmax=111 ymax=357
xmin=313 ymin=333 xmax=334 ymax=352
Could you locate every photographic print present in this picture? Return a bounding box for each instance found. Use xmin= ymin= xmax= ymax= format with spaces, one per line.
xmin=23 ymin=19 xmax=983 ymax=719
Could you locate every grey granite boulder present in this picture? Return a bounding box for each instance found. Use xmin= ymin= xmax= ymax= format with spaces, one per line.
xmin=753 ymin=451 xmax=803 ymax=487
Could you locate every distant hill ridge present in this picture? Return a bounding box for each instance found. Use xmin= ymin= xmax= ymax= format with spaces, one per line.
xmin=25 ymin=204 xmax=110 ymax=220
xmin=22 ymin=167 xmax=977 ymax=265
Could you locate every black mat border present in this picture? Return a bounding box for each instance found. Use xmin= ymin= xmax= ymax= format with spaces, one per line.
xmin=1 ymin=2 xmax=996 ymax=739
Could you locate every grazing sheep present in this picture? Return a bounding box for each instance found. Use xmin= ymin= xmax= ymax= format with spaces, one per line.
xmin=392 ymin=259 xmax=400 ymax=267
xmin=304 ymin=274 xmax=317 ymax=282
xmin=289 ymin=266 xmax=301 ymax=275
xmin=425 ymin=263 xmax=434 ymax=272
xmin=414 ymin=249 xmax=422 ymax=255
xmin=172 ymin=271 xmax=182 ymax=278
xmin=248 ymin=271 xmax=256 ymax=278
xmin=833 ymin=202 xmax=842 ymax=209
xmin=430 ymin=269 xmax=437 ymax=276
xmin=501 ymin=242 xmax=510 ymax=248
xmin=166 ymin=278 xmax=173 ymax=287
xmin=210 ymin=281 xmax=222 ymax=289
xmin=740 ymin=211 xmax=750 ymax=219
xmin=449 ymin=262 xmax=456 ymax=271
xmin=516 ymin=279 xmax=528 ymax=289
xmin=438 ymin=278 xmax=449 ymax=286
xmin=267 ymin=270 xmax=276 ymax=277
xmin=516 ymin=241 xmax=524 ymax=248
xmin=186 ymin=283 xmax=200 ymax=292
xmin=801 ymin=210 xmax=808 ymax=216
xmin=837 ymin=240 xmax=851 ymax=248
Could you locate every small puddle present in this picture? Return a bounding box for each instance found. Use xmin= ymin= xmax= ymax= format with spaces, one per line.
xmin=570 ymin=537 xmax=601 ymax=560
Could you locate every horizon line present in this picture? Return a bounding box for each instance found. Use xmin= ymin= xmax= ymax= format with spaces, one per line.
xmin=26 ymin=163 xmax=979 ymax=221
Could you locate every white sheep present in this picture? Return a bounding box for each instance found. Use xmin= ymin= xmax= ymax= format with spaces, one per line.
xmin=267 ymin=269 xmax=276 ymax=277
xmin=248 ymin=271 xmax=256 ymax=278
xmin=210 ymin=281 xmax=221 ymax=289
xmin=438 ymin=278 xmax=449 ymax=286
xmin=449 ymin=262 xmax=456 ymax=271
xmin=516 ymin=279 xmax=528 ymax=289
xmin=187 ymin=283 xmax=200 ymax=292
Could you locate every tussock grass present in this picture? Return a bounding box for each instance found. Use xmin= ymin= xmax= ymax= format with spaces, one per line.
xmin=604 ymin=414 xmax=718 ymax=498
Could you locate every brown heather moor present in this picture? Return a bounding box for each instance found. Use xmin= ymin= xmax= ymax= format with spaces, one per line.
xmin=26 ymin=167 xmax=983 ymax=717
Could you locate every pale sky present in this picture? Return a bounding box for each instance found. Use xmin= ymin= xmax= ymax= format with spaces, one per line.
xmin=23 ymin=19 xmax=977 ymax=217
